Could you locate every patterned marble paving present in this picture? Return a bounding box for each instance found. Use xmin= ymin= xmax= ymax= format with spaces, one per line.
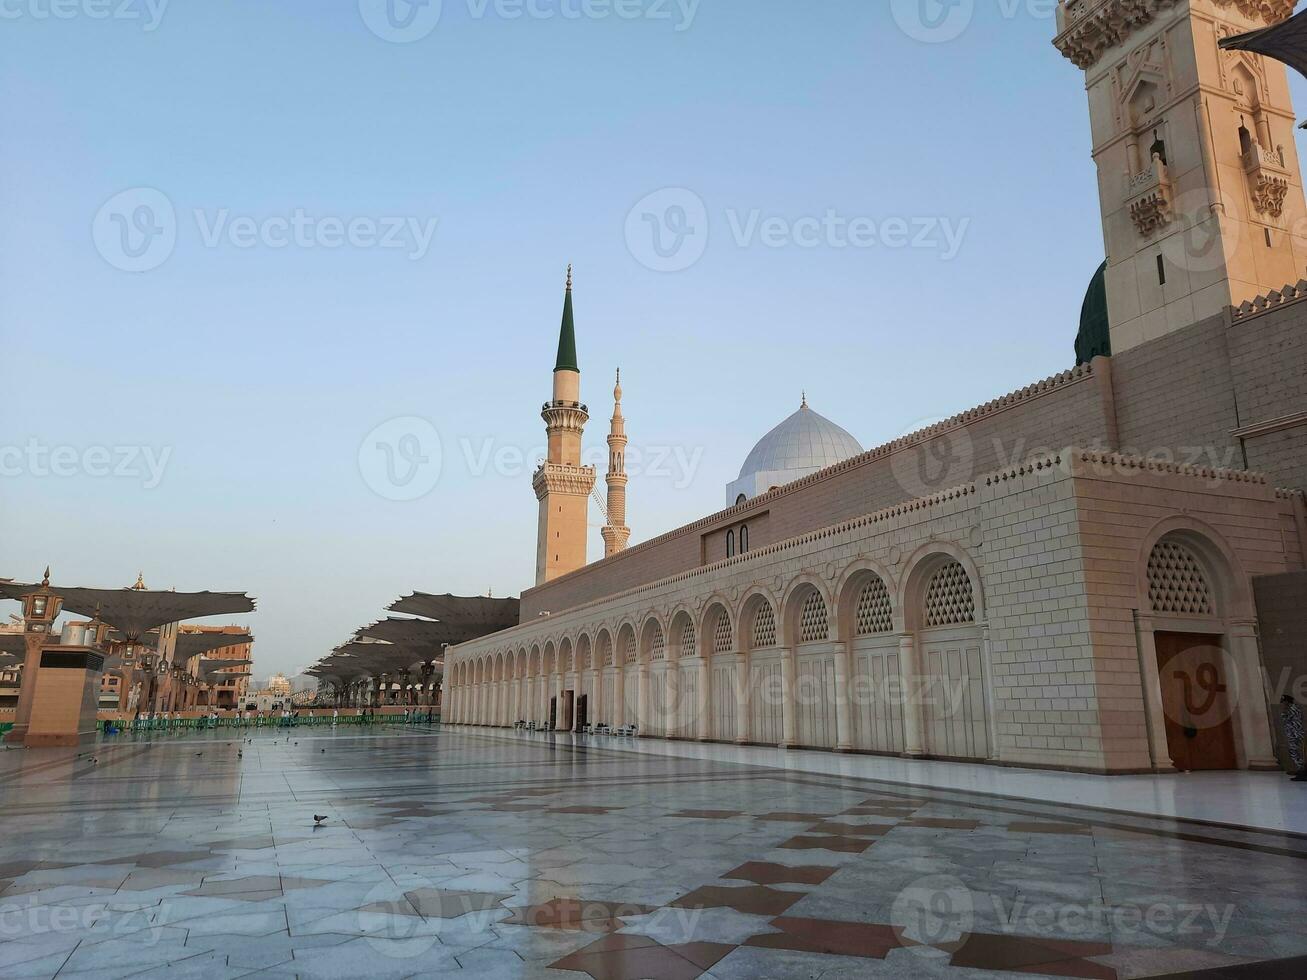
xmin=2 ymin=725 xmax=1307 ymax=979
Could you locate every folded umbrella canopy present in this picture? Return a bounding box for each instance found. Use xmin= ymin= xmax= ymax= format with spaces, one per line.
xmin=0 ymin=581 xmax=256 ymax=641
xmin=1220 ymin=9 xmax=1307 ymax=80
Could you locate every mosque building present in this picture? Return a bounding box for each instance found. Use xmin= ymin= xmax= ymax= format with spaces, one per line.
xmin=444 ymin=0 xmax=1307 ymax=774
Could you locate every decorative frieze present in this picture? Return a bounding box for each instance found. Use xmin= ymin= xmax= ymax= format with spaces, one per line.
xmin=1055 ymin=0 xmax=1294 ymax=70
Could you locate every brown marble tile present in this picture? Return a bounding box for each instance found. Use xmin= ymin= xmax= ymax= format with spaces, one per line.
xmin=807 ymin=821 xmax=894 ymax=838
xmin=948 ymin=932 xmax=1115 ymax=979
xmin=548 ymin=933 xmax=734 ymax=980
xmin=721 ymin=861 xmax=837 ymax=886
xmin=182 ymin=875 xmax=284 ymax=900
xmin=842 ymin=805 xmax=918 ymax=817
xmin=500 ymin=897 xmax=656 ymax=932
xmin=670 ymin=883 xmax=806 ymax=916
xmin=669 ymin=809 xmax=743 ymax=819
xmin=405 ymin=887 xmax=512 ymax=918
xmin=99 ymin=849 xmax=213 ymax=869
xmin=488 ymin=803 xmax=548 ymax=812
xmin=756 ymin=812 xmax=833 ymax=823
xmin=901 ymin=817 xmax=981 ymax=830
xmin=1006 ymin=821 xmax=1093 ymax=836
xmin=744 ymin=916 xmax=903 ymax=959
xmin=778 ymin=835 xmax=875 ymax=854
xmin=548 ymin=805 xmax=620 ymax=815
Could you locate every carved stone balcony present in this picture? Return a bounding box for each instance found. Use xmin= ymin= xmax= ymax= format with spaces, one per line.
xmin=1126 ymin=158 xmax=1173 ymax=237
xmin=1242 ymin=142 xmax=1290 ymax=218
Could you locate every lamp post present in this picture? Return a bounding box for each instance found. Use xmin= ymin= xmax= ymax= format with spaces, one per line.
xmin=4 ymin=568 xmax=64 ymax=744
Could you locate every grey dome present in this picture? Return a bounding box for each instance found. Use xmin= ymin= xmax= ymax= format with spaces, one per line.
xmin=738 ymin=403 xmax=863 ymax=483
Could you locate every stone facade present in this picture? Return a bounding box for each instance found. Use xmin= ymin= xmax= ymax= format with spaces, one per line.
xmin=447 ymin=450 xmax=1306 ymax=773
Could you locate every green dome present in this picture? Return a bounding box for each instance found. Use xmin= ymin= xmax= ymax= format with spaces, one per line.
xmin=1075 ymin=260 xmax=1110 ymax=365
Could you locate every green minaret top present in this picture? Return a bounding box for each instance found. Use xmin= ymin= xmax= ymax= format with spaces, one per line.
xmin=555 ymin=264 xmax=579 ymax=373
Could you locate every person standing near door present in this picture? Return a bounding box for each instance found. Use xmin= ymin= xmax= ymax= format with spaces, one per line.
xmin=1280 ymin=695 xmax=1306 ymax=781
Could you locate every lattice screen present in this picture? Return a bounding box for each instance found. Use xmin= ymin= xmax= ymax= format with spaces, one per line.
xmin=679 ymin=620 xmax=697 ymax=658
xmin=596 ymin=635 xmax=612 ymax=668
xmin=712 ymin=612 xmax=733 ymax=654
xmin=924 ymin=561 xmax=975 ymax=627
xmin=798 ymin=591 xmax=829 ymax=643
xmin=649 ymin=623 xmax=666 ymax=661
xmin=855 ymin=577 xmax=894 ymax=635
xmin=1148 ymin=540 xmax=1216 ymax=616
xmin=752 ymin=603 xmax=777 ymax=648
xmin=621 ymin=631 xmax=636 ymax=665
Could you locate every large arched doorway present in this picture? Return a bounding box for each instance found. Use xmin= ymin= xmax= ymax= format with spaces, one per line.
xmin=907 ymin=554 xmax=990 ymax=761
xmin=785 ymin=582 xmax=838 ymax=749
xmin=641 ymin=618 xmax=667 ymax=737
xmin=702 ymin=602 xmax=734 ymax=742
xmin=841 ymin=569 xmax=905 ymax=755
xmin=1139 ymin=530 xmax=1274 ymax=771
xmin=744 ymin=595 xmax=783 ymax=745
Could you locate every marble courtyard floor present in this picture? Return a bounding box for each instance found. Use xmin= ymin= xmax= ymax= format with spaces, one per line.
xmin=2 ymin=728 xmax=1307 ymax=979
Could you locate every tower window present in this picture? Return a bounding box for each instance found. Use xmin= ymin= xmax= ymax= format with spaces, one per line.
xmin=1157 ymin=254 xmax=1166 ymax=285
xmin=740 ymin=525 xmax=749 ymax=553
xmin=726 ymin=530 xmax=735 ymax=558
xmin=1265 ymin=227 xmax=1273 ymax=248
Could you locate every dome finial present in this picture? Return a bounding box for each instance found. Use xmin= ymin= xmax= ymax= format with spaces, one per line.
xmin=41 ymin=566 xmax=51 ymax=587
xmin=801 ymin=391 xmax=808 ymax=409
xmin=566 ymin=263 xmax=573 ymax=291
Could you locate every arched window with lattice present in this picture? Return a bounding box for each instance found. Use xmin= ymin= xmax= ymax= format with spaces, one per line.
xmin=752 ymin=603 xmax=777 ymax=648
xmin=854 ymin=576 xmax=894 ymax=635
xmin=648 ymin=622 xmax=666 ymax=661
xmin=596 ymin=634 xmax=612 ymax=668
xmin=798 ymin=590 xmax=829 ymax=643
xmin=924 ymin=561 xmax=975 ymax=627
xmin=679 ymin=619 xmax=697 ymax=658
xmin=712 ymin=611 xmax=733 ymax=654
xmin=1148 ymin=540 xmax=1216 ymax=616
xmin=620 ymin=630 xmax=636 ymax=666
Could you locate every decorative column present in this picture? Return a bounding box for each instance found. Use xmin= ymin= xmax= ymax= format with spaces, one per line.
xmin=637 ymin=663 xmax=650 ymax=735
xmin=898 ymin=634 xmax=925 ymax=757
xmin=1133 ymin=619 xmax=1174 ymax=771
xmin=832 ymin=641 xmax=853 ymax=753
xmin=697 ymin=655 xmax=712 ymax=741
xmin=780 ymin=647 xmax=797 ymax=749
xmin=589 ymin=665 xmax=601 ymax=726
xmin=554 ymin=672 xmax=565 ymax=731
xmin=614 ymin=667 xmax=626 ymax=729
xmin=734 ymin=652 xmax=750 ymax=744
xmin=1228 ymin=622 xmax=1279 ymax=770
xmin=666 ymin=664 xmax=680 ymax=738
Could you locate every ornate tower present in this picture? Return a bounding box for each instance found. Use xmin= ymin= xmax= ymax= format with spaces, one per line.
xmin=1055 ymin=0 xmax=1307 ymax=354
xmin=533 ymin=266 xmax=597 ymax=585
xmin=601 ymin=369 xmax=631 ymax=558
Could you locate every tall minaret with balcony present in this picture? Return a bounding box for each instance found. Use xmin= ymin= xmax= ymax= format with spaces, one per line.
xmin=1055 ymin=0 xmax=1307 ymax=354
xmin=601 ymin=369 xmax=631 ymax=558
xmin=533 ymin=266 xmax=597 ymax=585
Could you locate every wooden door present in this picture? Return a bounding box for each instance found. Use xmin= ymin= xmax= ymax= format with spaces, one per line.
xmin=1155 ymin=632 xmax=1238 ymax=771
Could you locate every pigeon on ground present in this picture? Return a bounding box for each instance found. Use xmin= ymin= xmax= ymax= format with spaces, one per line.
xmin=313 ymin=815 xmax=328 ymax=827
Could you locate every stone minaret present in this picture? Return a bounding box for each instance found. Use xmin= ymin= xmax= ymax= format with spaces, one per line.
xmin=533 ymin=266 xmax=597 ymax=585
xmin=601 ymin=369 xmax=631 ymax=558
xmin=1055 ymin=0 xmax=1307 ymax=355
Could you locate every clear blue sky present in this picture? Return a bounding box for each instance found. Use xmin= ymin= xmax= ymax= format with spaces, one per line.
xmin=5 ymin=1 xmax=1302 ymax=676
